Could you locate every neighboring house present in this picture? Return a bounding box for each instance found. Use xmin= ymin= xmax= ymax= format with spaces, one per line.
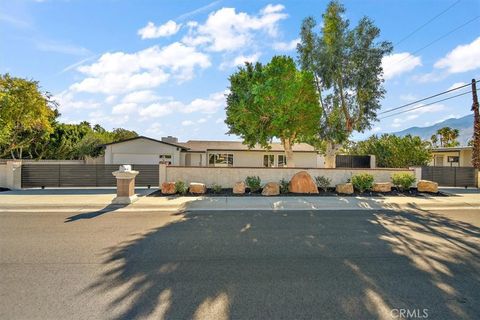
xmin=104 ymin=136 xmax=322 ymax=167
xmin=429 ymin=146 xmax=473 ymax=167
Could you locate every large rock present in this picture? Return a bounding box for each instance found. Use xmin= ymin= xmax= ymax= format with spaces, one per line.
xmin=189 ymin=182 xmax=206 ymax=194
xmin=289 ymin=171 xmax=319 ymax=194
xmin=161 ymin=182 xmax=176 ymax=194
xmin=373 ymin=182 xmax=392 ymax=193
xmin=336 ymin=183 xmax=354 ymax=194
xmin=417 ymin=180 xmax=438 ymax=193
xmin=262 ymin=182 xmax=280 ymax=196
xmin=233 ymin=181 xmax=246 ymax=194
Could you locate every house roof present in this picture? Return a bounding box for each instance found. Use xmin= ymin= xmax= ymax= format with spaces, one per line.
xmin=103 ymin=136 xmax=189 ymax=150
xmin=431 ymin=146 xmax=473 ymax=152
xmin=178 ymin=140 xmax=316 ymax=152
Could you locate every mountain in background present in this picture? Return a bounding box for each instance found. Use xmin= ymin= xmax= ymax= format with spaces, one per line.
xmin=393 ymin=114 xmax=474 ymax=146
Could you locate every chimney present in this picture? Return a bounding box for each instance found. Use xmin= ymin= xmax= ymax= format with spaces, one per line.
xmin=161 ymin=136 xmax=178 ymax=144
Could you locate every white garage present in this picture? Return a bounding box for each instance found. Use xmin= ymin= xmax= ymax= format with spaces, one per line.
xmin=104 ymin=136 xmax=186 ymax=165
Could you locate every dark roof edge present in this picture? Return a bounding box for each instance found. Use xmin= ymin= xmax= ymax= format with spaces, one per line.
xmin=103 ymin=136 xmax=189 ymax=150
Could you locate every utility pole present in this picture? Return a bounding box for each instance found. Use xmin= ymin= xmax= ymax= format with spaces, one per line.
xmin=472 ymin=79 xmax=480 ymax=169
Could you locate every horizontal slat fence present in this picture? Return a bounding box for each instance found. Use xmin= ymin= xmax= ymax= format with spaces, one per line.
xmin=336 ymin=155 xmax=371 ymax=168
xmin=21 ymin=164 xmax=158 ymax=188
xmin=421 ymin=166 xmax=477 ymax=187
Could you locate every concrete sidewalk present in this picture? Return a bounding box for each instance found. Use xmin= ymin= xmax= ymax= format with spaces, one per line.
xmin=0 ymin=187 xmax=479 ymax=212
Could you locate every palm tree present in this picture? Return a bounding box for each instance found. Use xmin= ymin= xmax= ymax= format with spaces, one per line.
xmin=430 ymin=134 xmax=438 ymax=147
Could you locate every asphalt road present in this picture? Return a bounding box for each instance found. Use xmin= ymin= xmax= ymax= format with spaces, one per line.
xmin=0 ymin=207 xmax=479 ymax=320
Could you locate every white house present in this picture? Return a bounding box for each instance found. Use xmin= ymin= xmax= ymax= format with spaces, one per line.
xmin=104 ymin=136 xmax=323 ymax=167
xmin=429 ymin=146 xmax=474 ymax=167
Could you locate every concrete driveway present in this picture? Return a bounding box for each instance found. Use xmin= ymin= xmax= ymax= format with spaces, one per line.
xmin=0 ymin=207 xmax=479 ymax=320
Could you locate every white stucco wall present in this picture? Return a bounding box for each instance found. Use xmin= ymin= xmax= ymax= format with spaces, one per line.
xmin=429 ymin=150 xmax=473 ymax=167
xmin=164 ymin=166 xmax=413 ymax=187
xmin=205 ymin=151 xmax=318 ymax=167
xmin=105 ymin=138 xmax=182 ymax=165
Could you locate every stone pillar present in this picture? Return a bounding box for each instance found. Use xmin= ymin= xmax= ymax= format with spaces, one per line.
xmin=159 ymin=163 xmax=167 ymax=187
xmin=6 ymin=161 xmax=22 ymax=190
xmin=369 ymin=155 xmax=376 ymax=169
xmin=112 ymin=165 xmax=139 ymax=204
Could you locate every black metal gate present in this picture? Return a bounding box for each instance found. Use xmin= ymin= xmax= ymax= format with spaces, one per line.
xmin=421 ymin=166 xmax=477 ymax=187
xmin=21 ymin=164 xmax=159 ymax=188
xmin=336 ymin=155 xmax=371 ymax=168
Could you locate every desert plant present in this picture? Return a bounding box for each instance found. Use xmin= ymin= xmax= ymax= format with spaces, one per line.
xmin=391 ymin=173 xmax=416 ymax=191
xmin=351 ymin=173 xmax=374 ymax=193
xmin=175 ymin=180 xmax=188 ymax=195
xmin=315 ymin=176 xmax=331 ymax=192
xmin=279 ymin=178 xmax=289 ymax=194
xmin=245 ymin=176 xmax=262 ymax=192
xmin=211 ymin=183 xmax=222 ymax=194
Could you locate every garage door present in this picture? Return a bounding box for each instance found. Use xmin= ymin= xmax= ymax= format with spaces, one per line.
xmin=112 ymin=153 xmax=159 ymax=165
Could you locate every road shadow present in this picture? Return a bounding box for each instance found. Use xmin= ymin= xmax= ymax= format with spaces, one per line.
xmin=83 ymin=208 xmax=480 ymax=319
xmin=3 ymin=188 xmax=157 ymax=196
xmin=64 ymin=204 xmax=128 ymax=223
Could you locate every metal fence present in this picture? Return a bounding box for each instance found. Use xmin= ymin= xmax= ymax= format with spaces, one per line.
xmin=335 ymin=155 xmax=371 ymax=168
xmin=21 ymin=164 xmax=159 ymax=188
xmin=421 ymin=166 xmax=477 ymax=187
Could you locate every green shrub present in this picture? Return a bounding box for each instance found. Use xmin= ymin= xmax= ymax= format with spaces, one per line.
xmin=175 ymin=180 xmax=188 ymax=195
xmin=315 ymin=176 xmax=331 ymax=192
xmin=245 ymin=176 xmax=261 ymax=192
xmin=351 ymin=173 xmax=374 ymax=193
xmin=391 ymin=173 xmax=416 ymax=191
xmin=211 ymin=184 xmax=222 ymax=194
xmin=279 ymin=178 xmax=289 ymax=194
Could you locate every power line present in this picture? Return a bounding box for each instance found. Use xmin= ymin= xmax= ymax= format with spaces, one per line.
xmin=395 ymin=0 xmax=462 ymax=47
xmin=396 ymin=15 xmax=480 ymax=64
xmin=379 ymin=90 xmax=474 ymax=120
xmin=379 ymin=81 xmax=475 ymax=115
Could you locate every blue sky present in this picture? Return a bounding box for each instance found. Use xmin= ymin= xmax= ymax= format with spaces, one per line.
xmin=1 ymin=0 xmax=479 ymax=143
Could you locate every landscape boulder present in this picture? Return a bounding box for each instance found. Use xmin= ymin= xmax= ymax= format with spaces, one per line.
xmin=336 ymin=183 xmax=354 ymax=194
xmin=417 ymin=180 xmax=438 ymax=193
xmin=189 ymin=182 xmax=206 ymax=194
xmin=233 ymin=181 xmax=246 ymax=194
xmin=373 ymin=182 xmax=392 ymax=193
xmin=262 ymin=182 xmax=280 ymax=196
xmin=161 ymin=182 xmax=176 ymax=194
xmin=289 ymin=171 xmax=319 ymax=194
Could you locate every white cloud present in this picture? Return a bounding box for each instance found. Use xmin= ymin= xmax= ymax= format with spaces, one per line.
xmin=138 ymin=101 xmax=181 ymax=118
xmin=182 ymin=120 xmax=194 ymax=126
xmin=182 ymin=4 xmax=287 ymax=52
xmin=112 ymin=102 xmax=137 ymax=115
xmin=391 ymin=104 xmax=446 ymax=127
xmin=434 ymin=37 xmax=480 ymax=73
xmin=54 ymin=90 xmax=100 ymax=112
xmin=122 ymin=90 xmax=159 ymax=104
xmin=70 ymin=42 xmax=211 ymax=94
xmin=215 ymin=117 xmax=224 ymax=124
xmin=371 ymin=126 xmax=381 ymax=133
xmin=138 ymin=20 xmax=181 ymax=39
xmin=382 ymin=52 xmax=422 ymax=80
xmin=146 ymin=123 xmax=164 ymax=137
xmin=220 ymin=52 xmax=261 ymax=69
xmin=447 ymin=82 xmax=467 ymax=91
xmin=273 ymin=38 xmax=299 ymax=51
xmin=35 ymin=39 xmax=90 ymax=56
xmin=197 ymin=118 xmax=207 ymax=123
xmin=412 ymin=71 xmax=446 ymax=83
xmin=183 ymin=91 xmax=227 ymax=113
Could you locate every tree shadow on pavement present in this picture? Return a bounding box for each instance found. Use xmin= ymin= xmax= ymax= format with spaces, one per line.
xmin=83 ymin=208 xmax=480 ymax=319
xmin=64 ymin=204 xmax=128 ymax=223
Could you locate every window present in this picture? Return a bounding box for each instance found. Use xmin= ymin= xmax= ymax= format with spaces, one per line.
xmin=447 ymin=156 xmax=459 ymax=163
xmin=209 ymin=153 xmax=233 ymax=167
xmin=263 ymin=155 xmax=275 ymax=167
xmin=159 ymin=154 xmax=172 ymax=165
xmin=278 ymin=155 xmax=287 ymax=167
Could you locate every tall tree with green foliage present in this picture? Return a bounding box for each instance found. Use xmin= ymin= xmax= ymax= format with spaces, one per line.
xmin=349 ymin=134 xmax=431 ymax=168
xmin=226 ymin=56 xmax=320 ymax=167
xmin=297 ymin=0 xmax=393 ymax=167
xmin=0 ymin=74 xmax=57 ymax=159
xmin=431 ymin=127 xmax=460 ymax=147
